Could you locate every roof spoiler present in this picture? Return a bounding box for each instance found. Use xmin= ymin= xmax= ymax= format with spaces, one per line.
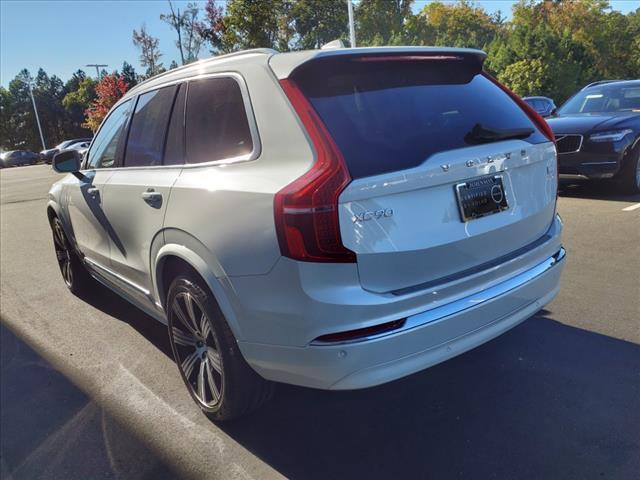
xmin=269 ymin=47 xmax=487 ymax=79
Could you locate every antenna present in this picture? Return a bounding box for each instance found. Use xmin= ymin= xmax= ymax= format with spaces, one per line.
xmin=86 ymin=64 xmax=108 ymax=78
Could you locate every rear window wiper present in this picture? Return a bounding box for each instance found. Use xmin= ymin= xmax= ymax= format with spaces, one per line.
xmin=464 ymin=123 xmax=534 ymax=144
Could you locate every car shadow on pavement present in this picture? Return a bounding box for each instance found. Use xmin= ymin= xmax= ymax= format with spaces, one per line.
xmin=221 ymin=312 xmax=640 ymax=480
xmin=0 ymin=324 xmax=175 ymax=480
xmin=559 ymin=179 xmax=640 ymax=201
xmin=80 ymin=285 xmax=174 ymax=360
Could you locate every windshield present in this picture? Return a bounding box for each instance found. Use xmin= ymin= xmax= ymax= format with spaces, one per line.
xmin=558 ymin=83 xmax=640 ymax=115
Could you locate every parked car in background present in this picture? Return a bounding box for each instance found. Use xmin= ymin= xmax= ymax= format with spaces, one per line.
xmin=60 ymin=141 xmax=91 ymax=158
xmin=523 ymin=96 xmax=557 ymax=117
xmin=47 ymin=46 xmax=565 ymax=421
xmin=0 ymin=150 xmax=40 ymax=168
xmin=40 ymin=138 xmax=92 ymax=163
xmin=547 ymin=79 xmax=640 ymax=193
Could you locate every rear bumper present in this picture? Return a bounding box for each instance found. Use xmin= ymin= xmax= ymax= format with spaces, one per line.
xmin=238 ymin=247 xmax=565 ymax=390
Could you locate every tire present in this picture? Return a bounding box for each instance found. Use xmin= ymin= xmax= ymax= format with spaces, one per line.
xmin=50 ymin=216 xmax=94 ymax=297
xmin=166 ymin=275 xmax=273 ymax=421
xmin=617 ymin=144 xmax=640 ymax=194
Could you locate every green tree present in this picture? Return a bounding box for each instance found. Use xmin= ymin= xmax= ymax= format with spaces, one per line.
xmin=0 ymin=87 xmax=19 ymax=150
xmin=121 ymin=61 xmax=138 ymax=89
xmin=498 ymin=58 xmax=549 ymax=96
xmin=355 ymin=0 xmax=414 ymax=46
xmin=221 ymin=0 xmax=291 ymax=52
xmin=288 ymin=0 xmax=348 ymax=49
xmin=64 ymin=69 xmax=87 ymax=94
xmin=62 ymin=77 xmax=97 ymax=136
xmin=412 ymin=0 xmax=502 ymax=49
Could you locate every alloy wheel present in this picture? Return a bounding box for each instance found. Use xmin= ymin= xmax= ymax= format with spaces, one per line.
xmin=170 ymin=291 xmax=223 ymax=408
xmin=52 ymin=221 xmax=73 ymax=288
xmin=635 ymin=157 xmax=640 ymax=189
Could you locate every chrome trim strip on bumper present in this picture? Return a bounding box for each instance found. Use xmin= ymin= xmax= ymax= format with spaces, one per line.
xmin=580 ymin=161 xmax=618 ymax=166
xmin=311 ymin=248 xmax=565 ymax=346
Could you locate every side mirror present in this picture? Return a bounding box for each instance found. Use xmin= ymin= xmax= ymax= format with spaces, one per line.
xmin=52 ymin=149 xmax=81 ymax=173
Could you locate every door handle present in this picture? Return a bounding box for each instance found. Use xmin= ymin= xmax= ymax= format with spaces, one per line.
xmin=141 ymin=188 xmax=162 ymax=208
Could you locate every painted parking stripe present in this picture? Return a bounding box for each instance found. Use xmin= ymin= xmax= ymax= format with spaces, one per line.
xmin=622 ymin=203 xmax=640 ymax=212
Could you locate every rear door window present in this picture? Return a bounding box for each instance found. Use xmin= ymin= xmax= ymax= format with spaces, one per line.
xmin=184 ymin=77 xmax=253 ymax=164
xmin=294 ymin=56 xmax=545 ymax=179
xmin=124 ymin=85 xmax=177 ymax=167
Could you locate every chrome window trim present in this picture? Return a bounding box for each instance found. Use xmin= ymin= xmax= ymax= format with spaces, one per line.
xmin=311 ymin=247 xmax=566 ymax=346
xmin=555 ymin=134 xmax=583 ymax=154
xmin=81 ymin=71 xmax=261 ymax=172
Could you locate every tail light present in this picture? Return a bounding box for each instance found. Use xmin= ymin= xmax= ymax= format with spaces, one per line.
xmin=274 ymin=79 xmax=356 ymax=263
xmin=482 ymin=72 xmax=555 ymax=143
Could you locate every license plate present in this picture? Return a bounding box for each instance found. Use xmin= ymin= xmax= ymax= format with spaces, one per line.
xmin=455 ymin=175 xmax=509 ymax=222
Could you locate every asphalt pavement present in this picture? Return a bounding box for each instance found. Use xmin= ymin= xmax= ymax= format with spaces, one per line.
xmin=1 ymin=164 xmax=639 ymax=480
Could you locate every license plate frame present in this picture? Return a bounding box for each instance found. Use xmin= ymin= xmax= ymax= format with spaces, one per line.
xmin=455 ymin=174 xmax=509 ymax=222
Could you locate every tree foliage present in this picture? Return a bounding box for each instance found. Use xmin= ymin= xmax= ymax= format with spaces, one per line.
xmin=411 ymin=0 xmax=502 ymax=49
xmin=161 ymin=0 xmax=204 ymax=64
xmin=356 ymin=0 xmax=414 ymax=46
xmin=133 ymin=24 xmax=165 ymax=78
xmin=289 ymin=0 xmax=348 ymax=49
xmin=3 ymin=0 xmax=640 ymax=152
xmin=220 ymin=0 xmax=291 ymax=52
xmin=196 ymin=0 xmax=225 ymax=54
xmin=83 ymin=74 xmax=129 ymax=132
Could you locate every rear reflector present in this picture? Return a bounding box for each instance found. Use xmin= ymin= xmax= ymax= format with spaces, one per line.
xmin=312 ymin=319 xmax=406 ymax=344
xmin=275 ymin=79 xmax=356 ymax=263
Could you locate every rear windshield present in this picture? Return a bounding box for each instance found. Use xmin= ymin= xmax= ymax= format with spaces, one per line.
xmin=294 ymin=56 xmax=545 ymax=179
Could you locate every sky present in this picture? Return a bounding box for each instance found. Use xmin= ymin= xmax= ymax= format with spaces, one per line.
xmin=1 ymin=0 xmax=638 ymax=87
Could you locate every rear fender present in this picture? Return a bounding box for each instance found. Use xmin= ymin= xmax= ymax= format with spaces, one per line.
xmin=153 ymin=230 xmax=243 ymax=340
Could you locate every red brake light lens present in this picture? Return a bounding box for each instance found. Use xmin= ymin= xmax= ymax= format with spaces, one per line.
xmin=274 ymin=79 xmax=356 ymax=263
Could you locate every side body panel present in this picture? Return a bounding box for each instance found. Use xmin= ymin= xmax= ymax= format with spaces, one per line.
xmin=65 ymin=169 xmax=115 ymax=266
xmin=162 ymin=63 xmax=313 ymax=279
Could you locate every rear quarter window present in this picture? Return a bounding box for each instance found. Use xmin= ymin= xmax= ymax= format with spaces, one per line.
xmin=185 ymin=77 xmax=254 ymax=164
xmin=294 ymin=57 xmax=546 ymax=179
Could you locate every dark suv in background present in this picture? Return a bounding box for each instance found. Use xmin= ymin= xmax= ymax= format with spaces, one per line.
xmin=547 ymin=80 xmax=640 ymax=193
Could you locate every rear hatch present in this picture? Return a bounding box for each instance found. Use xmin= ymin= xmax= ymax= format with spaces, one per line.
xmin=290 ymin=51 xmax=557 ymax=293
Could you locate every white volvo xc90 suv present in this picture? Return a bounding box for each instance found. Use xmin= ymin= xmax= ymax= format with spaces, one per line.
xmin=48 ymin=46 xmax=565 ymax=420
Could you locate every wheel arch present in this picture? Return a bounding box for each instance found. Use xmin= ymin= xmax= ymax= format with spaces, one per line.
xmin=153 ymin=234 xmax=244 ymax=340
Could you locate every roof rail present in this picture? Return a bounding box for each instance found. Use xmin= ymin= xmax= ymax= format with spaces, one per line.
xmin=128 ymin=48 xmax=278 ymax=94
xmin=581 ymin=80 xmax=622 ymax=90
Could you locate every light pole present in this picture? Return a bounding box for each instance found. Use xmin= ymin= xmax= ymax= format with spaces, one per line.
xmin=347 ymin=0 xmax=356 ymax=48
xmin=20 ymin=78 xmax=46 ymax=151
xmin=86 ymin=64 xmax=108 ymax=79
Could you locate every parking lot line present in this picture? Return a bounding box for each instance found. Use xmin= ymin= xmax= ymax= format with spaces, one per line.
xmin=622 ymin=202 xmax=640 ymax=212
